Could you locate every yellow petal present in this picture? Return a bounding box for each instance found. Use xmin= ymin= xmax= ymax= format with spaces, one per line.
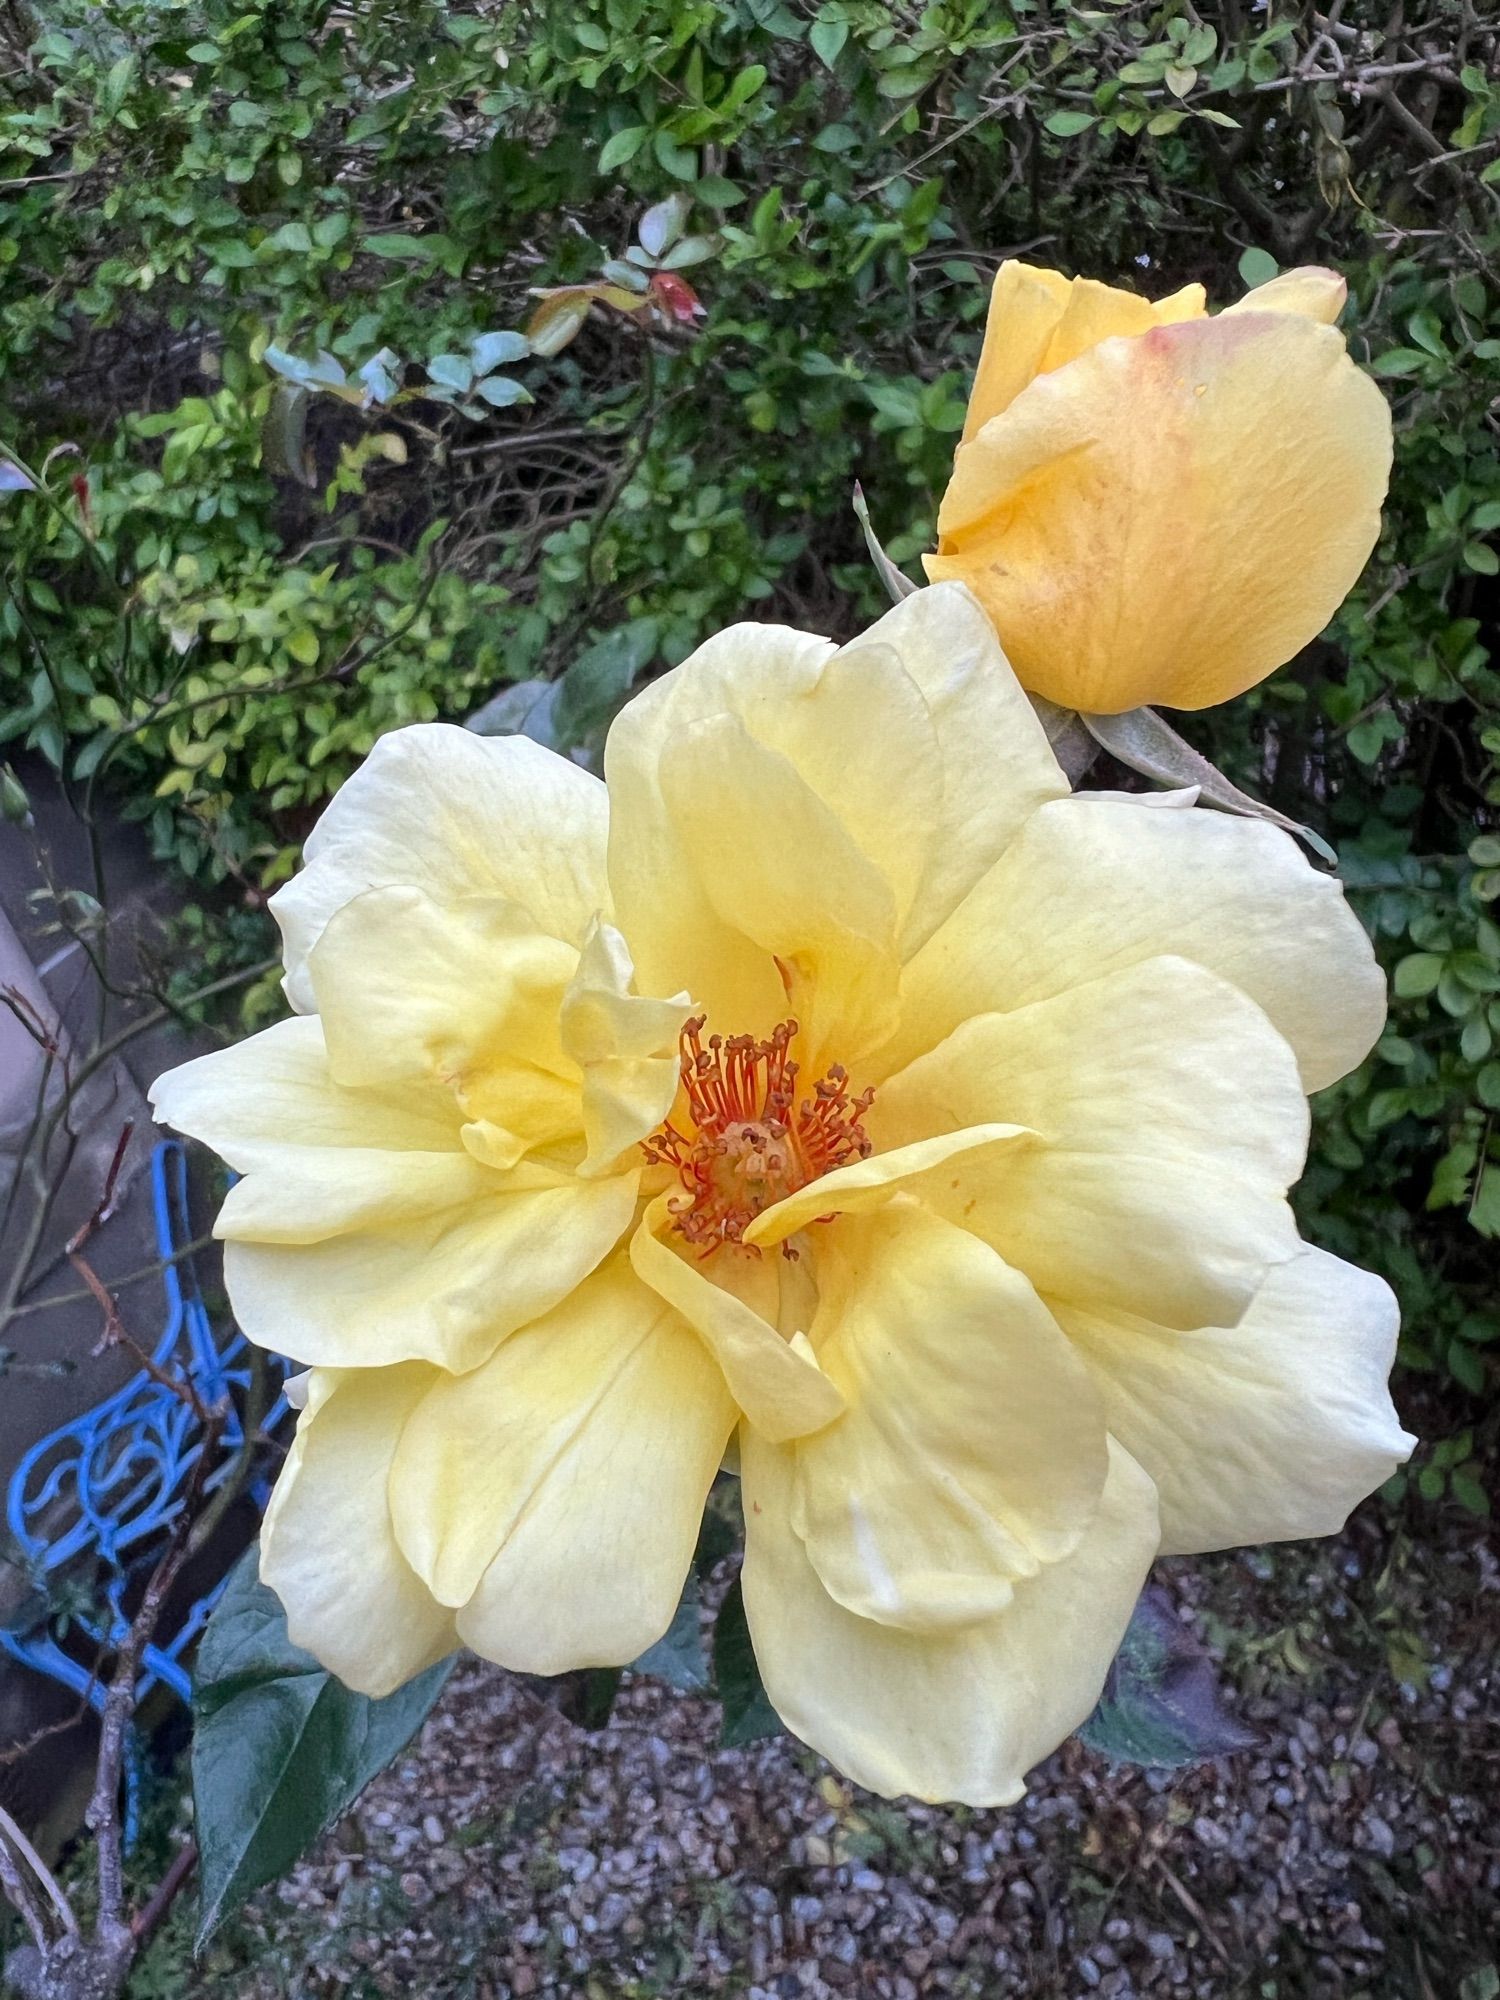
xmin=215 ymin=1147 xmax=494 ymax=1245
xmin=608 ymin=616 xmax=954 ymax=1054
xmin=307 ymin=885 xmax=581 ymax=1150
xmin=875 ymin=956 xmax=1308 ymax=1331
xmin=389 ymin=1256 xmax=735 ymax=1672
xmin=741 ymin=1430 xmax=1158 ymax=1805
xmin=156 ymin=983 xmax=636 ymax=1371
xmin=890 ymin=794 xmax=1386 ymax=1092
xmin=629 ymin=1196 xmax=845 ymax=1442
xmin=1040 ymin=274 xmax=1205 ymax=376
xmin=742 ymin=1121 xmax=1035 ymax=1249
xmin=1056 ymin=1244 xmax=1413 ymax=1554
xmin=690 ymin=639 xmax=943 ymax=936
xmin=150 ymin=1014 xmax=459 ymax=1161
xmin=660 ymin=714 xmax=901 ymax=1068
xmin=961 ymin=262 xmax=1206 ymax=441
xmin=1224 ymin=265 xmax=1345 ymax=325
xmin=260 ymin=1365 xmax=456 ymax=1697
xmin=788 ymin=1204 xmax=1107 ymax=1629
xmin=833 ymin=586 xmax=1067 ymax=954
xmin=559 ymin=918 xmax=692 ymax=1175
xmin=223 ymin=1164 xmax=639 ymax=1372
xmin=930 ymin=312 xmax=1392 ymax=712
xmin=961 ymin=261 xmax=1072 ymax=440
xmin=271 ymin=724 xmax=609 ymax=1011
xmin=606 ymin=623 xmax=828 ymax=1035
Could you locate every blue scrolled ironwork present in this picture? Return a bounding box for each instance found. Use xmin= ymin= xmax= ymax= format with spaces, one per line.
xmin=1 ymin=1140 xmax=286 ymax=1829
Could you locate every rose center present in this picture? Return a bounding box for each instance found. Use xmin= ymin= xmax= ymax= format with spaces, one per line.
xmin=642 ymin=1017 xmax=874 ymax=1256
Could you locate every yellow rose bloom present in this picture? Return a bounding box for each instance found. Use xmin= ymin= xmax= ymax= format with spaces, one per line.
xmin=925 ymin=262 xmax=1393 ymax=714
xmin=150 ymin=583 xmax=1412 ymax=1804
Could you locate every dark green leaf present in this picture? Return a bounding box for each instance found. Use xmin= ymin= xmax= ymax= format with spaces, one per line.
xmin=192 ymin=1547 xmax=452 ymax=1946
xmin=1448 ymin=1338 xmax=1485 ymax=1394
xmin=712 ymin=1574 xmax=781 ymax=1747
xmin=1370 ymin=347 xmax=1431 ymax=377
xmin=810 ymin=17 xmax=848 ymax=67
xmin=632 ymin=1571 xmax=710 ymax=1692
xmin=578 ymin=1667 xmax=623 ymax=1729
xmin=362 ymin=231 xmax=445 ymax=262
xmin=653 ymin=131 xmax=698 ymax=181
xmin=261 ymin=386 xmax=314 ymax=487
xmin=1394 ymin=952 xmax=1445 ymax=999
xmin=1079 ymin=1586 xmax=1258 ymax=1768
xmin=554 ymin=618 xmax=661 ymax=744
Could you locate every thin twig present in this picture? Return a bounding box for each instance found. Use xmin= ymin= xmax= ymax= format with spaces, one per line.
xmin=0 ymin=1675 xmax=103 ymax=1768
xmin=1152 ymin=1857 xmax=1234 ymax=1969
xmin=85 ymin=1399 xmax=226 ymax=1947
xmin=0 ymin=1831 xmax=50 ymax=1954
xmin=129 ymin=1840 xmax=197 ymax=1947
xmin=2 ymin=1232 xmax=216 ymax=1321
xmin=64 ymin=1123 xmax=134 ymax=1259
xmin=0 ymin=1805 xmax=78 ymax=1940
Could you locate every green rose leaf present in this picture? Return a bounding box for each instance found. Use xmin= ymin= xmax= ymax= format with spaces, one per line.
xmin=712 ymin=1574 xmax=782 ymax=1748
xmin=1079 ymin=1586 xmax=1259 ymax=1769
xmin=554 ymin=617 xmax=661 ymax=746
xmin=191 ymin=1546 xmax=452 ymax=1947
xmin=632 ymin=1570 xmax=710 ymax=1692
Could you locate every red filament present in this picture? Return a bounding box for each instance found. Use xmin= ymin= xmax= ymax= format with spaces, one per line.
xmin=641 ymin=1017 xmax=875 ymax=1256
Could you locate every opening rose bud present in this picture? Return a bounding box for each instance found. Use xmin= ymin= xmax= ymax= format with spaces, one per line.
xmin=926 ymin=262 xmax=1393 ymax=714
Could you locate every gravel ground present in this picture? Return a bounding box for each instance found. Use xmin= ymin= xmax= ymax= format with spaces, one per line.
xmin=174 ymin=1498 xmax=1498 ymax=2000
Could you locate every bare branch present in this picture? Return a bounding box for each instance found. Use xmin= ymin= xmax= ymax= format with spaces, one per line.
xmin=85 ymin=1398 xmax=226 ymax=1950
xmin=0 ymin=1805 xmax=78 ymax=1941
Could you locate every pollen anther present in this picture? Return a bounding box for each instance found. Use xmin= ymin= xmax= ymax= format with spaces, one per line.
xmin=641 ymin=1017 xmax=874 ymax=1256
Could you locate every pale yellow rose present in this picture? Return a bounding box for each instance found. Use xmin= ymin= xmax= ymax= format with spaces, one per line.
xmin=150 ymin=584 xmax=1412 ymax=1804
xmin=925 ymin=262 xmax=1393 ymax=714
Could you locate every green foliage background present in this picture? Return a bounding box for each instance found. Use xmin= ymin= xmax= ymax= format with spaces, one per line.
xmin=1 ymin=0 xmax=1497 ymax=1497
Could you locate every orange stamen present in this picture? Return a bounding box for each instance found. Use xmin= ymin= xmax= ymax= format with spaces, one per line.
xmin=641 ymin=1018 xmax=875 ymax=1257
